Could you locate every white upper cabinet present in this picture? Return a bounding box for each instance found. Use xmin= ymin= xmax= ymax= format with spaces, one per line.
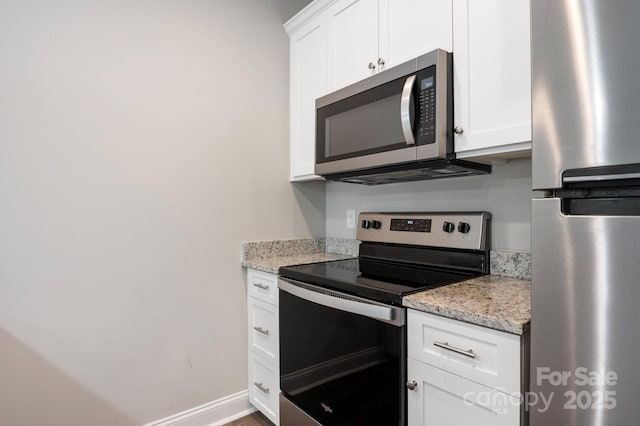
xmin=287 ymin=8 xmax=330 ymax=181
xmin=327 ymin=0 xmax=380 ymax=90
xmin=452 ymin=0 xmax=532 ymax=160
xmin=327 ymin=0 xmax=453 ymax=91
xmin=381 ymin=0 xmax=453 ymax=68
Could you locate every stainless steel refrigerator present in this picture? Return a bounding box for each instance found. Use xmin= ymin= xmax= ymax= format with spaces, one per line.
xmin=531 ymin=0 xmax=640 ymax=424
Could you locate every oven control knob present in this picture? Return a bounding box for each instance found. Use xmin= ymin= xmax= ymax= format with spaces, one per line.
xmin=361 ymin=219 xmax=372 ymax=229
xmin=442 ymin=221 xmax=455 ymax=233
xmin=372 ymin=220 xmax=382 ymax=229
xmin=458 ymin=222 xmax=471 ymax=233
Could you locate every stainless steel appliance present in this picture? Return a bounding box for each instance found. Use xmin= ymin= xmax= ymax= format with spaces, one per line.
xmin=315 ymin=50 xmax=490 ymax=185
xmin=278 ymin=212 xmax=491 ymax=425
xmin=531 ymin=1 xmax=640 ymax=424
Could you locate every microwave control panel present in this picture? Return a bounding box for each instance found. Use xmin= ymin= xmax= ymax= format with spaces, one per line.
xmin=416 ymin=65 xmax=437 ymax=145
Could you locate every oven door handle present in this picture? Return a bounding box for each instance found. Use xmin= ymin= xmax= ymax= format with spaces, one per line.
xmin=279 ymin=278 xmax=405 ymax=327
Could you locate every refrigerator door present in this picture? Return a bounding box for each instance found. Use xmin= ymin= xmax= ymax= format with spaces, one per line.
xmin=531 ymin=0 xmax=640 ymax=190
xmin=531 ymin=198 xmax=640 ymax=425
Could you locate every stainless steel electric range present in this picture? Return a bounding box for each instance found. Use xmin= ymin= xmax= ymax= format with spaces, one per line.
xmin=278 ymin=212 xmax=491 ymax=426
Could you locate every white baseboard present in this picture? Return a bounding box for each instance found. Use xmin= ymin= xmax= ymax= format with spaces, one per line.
xmin=145 ymin=390 xmax=256 ymax=426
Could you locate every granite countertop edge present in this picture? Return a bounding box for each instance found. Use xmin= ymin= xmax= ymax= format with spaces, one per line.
xmin=403 ymin=298 xmax=529 ymax=335
xmin=403 ymin=275 xmax=531 ymax=335
xmin=241 ymin=253 xmax=355 ymax=274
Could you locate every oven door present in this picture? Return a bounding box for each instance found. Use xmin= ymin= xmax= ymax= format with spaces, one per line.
xmin=279 ymin=278 xmax=406 ymax=426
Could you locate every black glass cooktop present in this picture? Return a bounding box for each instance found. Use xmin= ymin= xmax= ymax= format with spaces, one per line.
xmin=279 ymin=258 xmax=482 ymax=305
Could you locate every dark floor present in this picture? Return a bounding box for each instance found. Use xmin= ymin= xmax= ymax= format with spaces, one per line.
xmin=224 ymin=411 xmax=273 ymax=426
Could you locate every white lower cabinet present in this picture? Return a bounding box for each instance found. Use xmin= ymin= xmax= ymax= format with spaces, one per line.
xmin=249 ymin=351 xmax=280 ymax=423
xmin=408 ymin=359 xmax=520 ymax=426
xmin=408 ymin=310 xmax=526 ymax=426
xmin=247 ymin=269 xmax=280 ymax=424
xmin=248 ymin=297 xmax=279 ymax=364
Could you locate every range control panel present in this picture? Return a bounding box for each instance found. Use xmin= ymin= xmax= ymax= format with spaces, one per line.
xmin=390 ymin=218 xmax=431 ymax=232
xmin=356 ymin=212 xmax=491 ymax=251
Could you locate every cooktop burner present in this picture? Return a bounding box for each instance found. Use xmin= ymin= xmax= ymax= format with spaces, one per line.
xmin=279 ymin=258 xmax=482 ymax=305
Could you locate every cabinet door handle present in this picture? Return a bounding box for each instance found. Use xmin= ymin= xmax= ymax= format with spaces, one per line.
xmin=433 ymin=341 xmax=477 ymax=359
xmin=368 ymin=62 xmax=376 ymax=70
xmin=453 ymin=126 xmax=464 ymax=135
xmin=253 ymin=283 xmax=269 ymax=290
xmin=406 ymin=380 xmax=418 ymax=391
xmin=254 ymin=382 xmax=270 ymax=394
xmin=253 ymin=326 xmax=270 ymax=335
xmin=377 ymin=57 xmax=385 ymax=65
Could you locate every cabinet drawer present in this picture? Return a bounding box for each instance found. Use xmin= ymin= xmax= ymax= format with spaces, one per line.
xmin=247 ymin=269 xmax=279 ymax=305
xmin=408 ymin=358 xmax=520 ymax=426
xmin=248 ymin=297 xmax=279 ymax=363
xmin=408 ymin=310 xmax=521 ymax=394
xmin=248 ymin=352 xmax=279 ymax=425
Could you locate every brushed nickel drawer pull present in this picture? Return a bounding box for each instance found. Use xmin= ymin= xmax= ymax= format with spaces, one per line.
xmin=433 ymin=341 xmax=477 ymax=359
xmin=253 ymin=283 xmax=269 ymax=290
xmin=253 ymin=326 xmax=270 ymax=335
xmin=254 ymin=382 xmax=270 ymax=394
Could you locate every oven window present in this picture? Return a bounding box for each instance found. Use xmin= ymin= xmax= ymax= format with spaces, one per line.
xmin=280 ymin=289 xmax=406 ymax=425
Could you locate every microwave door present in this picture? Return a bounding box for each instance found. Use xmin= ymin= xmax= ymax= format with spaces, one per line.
xmin=314 ymin=75 xmax=418 ymax=176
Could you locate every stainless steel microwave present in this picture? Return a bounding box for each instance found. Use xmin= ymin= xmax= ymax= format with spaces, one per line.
xmin=315 ymin=49 xmax=490 ymax=185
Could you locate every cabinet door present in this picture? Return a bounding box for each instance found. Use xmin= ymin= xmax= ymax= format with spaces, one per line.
xmin=290 ymin=14 xmax=328 ymax=181
xmin=248 ymin=352 xmax=279 ymax=425
xmin=453 ymin=0 xmax=531 ymax=157
xmin=327 ymin=0 xmax=379 ymax=90
xmin=379 ymin=0 xmax=453 ymax=70
xmin=247 ymin=269 xmax=279 ymax=305
xmin=408 ymin=310 xmax=521 ymax=395
xmin=248 ymin=297 xmax=279 ymax=364
xmin=408 ymin=358 xmax=520 ymax=426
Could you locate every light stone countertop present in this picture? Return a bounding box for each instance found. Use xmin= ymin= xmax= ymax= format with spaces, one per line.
xmin=240 ymin=238 xmax=358 ymax=274
xmin=403 ymin=275 xmax=531 ymax=335
xmin=241 ymin=253 xmax=355 ymax=275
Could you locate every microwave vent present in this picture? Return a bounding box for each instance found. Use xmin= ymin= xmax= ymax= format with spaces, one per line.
xmin=325 ymin=159 xmax=491 ymax=185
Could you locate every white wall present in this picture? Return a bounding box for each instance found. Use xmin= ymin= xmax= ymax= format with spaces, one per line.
xmin=0 ymin=1 xmax=317 ymax=425
xmin=326 ymin=159 xmax=538 ymax=252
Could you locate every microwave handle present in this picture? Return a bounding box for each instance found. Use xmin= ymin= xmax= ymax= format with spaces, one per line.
xmin=400 ymin=75 xmax=417 ymax=145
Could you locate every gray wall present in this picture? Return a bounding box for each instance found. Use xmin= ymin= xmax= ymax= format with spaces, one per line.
xmin=0 ymin=0 xmax=317 ymax=425
xmin=326 ymin=159 xmax=537 ymax=252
